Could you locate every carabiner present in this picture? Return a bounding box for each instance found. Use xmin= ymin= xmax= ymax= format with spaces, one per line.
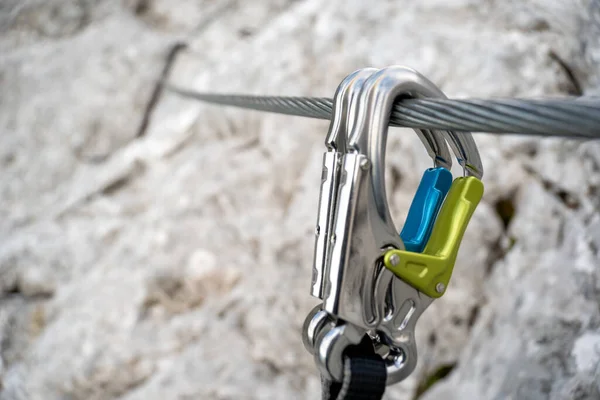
xmin=306 ymin=66 xmax=455 ymax=382
xmin=356 ymin=66 xmax=484 ymax=384
xmin=304 ymin=66 xmax=485 ymax=388
xmin=311 ymin=67 xmax=457 ymax=298
xmin=312 ymin=66 xmax=485 ymax=385
xmin=305 ymin=68 xmax=382 ymax=383
xmin=321 ymin=66 xmax=469 ymax=327
xmin=313 ymin=68 xmax=458 ymax=382
xmin=375 ymin=67 xmax=485 ymax=299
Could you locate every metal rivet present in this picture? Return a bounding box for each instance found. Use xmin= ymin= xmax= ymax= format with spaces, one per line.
xmin=435 ymin=283 xmax=446 ymax=293
xmin=315 ymin=225 xmax=320 ymax=236
xmin=360 ymin=158 xmax=370 ymax=170
xmin=389 ymin=253 xmax=400 ymax=267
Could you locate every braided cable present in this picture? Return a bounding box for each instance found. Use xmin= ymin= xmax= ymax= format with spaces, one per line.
xmin=167 ymin=86 xmax=600 ymax=138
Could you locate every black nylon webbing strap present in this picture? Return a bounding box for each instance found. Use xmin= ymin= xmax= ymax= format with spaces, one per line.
xmin=321 ymin=336 xmax=387 ymax=400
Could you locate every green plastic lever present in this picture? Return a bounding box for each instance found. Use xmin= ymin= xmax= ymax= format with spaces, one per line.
xmin=383 ymin=176 xmax=484 ymax=298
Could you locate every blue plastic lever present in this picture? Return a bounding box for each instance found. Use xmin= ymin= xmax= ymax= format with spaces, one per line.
xmin=400 ymin=167 xmax=453 ymax=252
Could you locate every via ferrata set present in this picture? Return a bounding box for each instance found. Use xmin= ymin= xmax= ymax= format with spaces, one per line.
xmin=302 ymin=66 xmax=484 ymax=396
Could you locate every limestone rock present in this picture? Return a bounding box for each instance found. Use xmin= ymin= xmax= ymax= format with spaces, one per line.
xmin=1 ymin=0 xmax=599 ymax=399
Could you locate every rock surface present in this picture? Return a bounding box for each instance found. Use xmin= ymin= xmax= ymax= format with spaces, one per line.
xmin=1 ymin=0 xmax=599 ymax=399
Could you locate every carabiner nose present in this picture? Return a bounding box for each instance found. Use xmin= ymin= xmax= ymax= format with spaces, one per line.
xmin=324 ymin=68 xmax=379 ymax=151
xmin=441 ymin=127 xmax=483 ymax=179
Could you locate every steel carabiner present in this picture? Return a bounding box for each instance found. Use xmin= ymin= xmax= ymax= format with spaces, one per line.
xmin=311 ymin=67 xmax=458 ymax=298
xmin=359 ymin=66 xmax=484 ymax=383
xmin=305 ymin=66 xmax=463 ymax=383
xmin=311 ymin=66 xmax=485 ymax=385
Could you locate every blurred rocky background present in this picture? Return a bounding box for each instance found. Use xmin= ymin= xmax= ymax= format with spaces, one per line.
xmin=1 ymin=0 xmax=600 ymax=399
